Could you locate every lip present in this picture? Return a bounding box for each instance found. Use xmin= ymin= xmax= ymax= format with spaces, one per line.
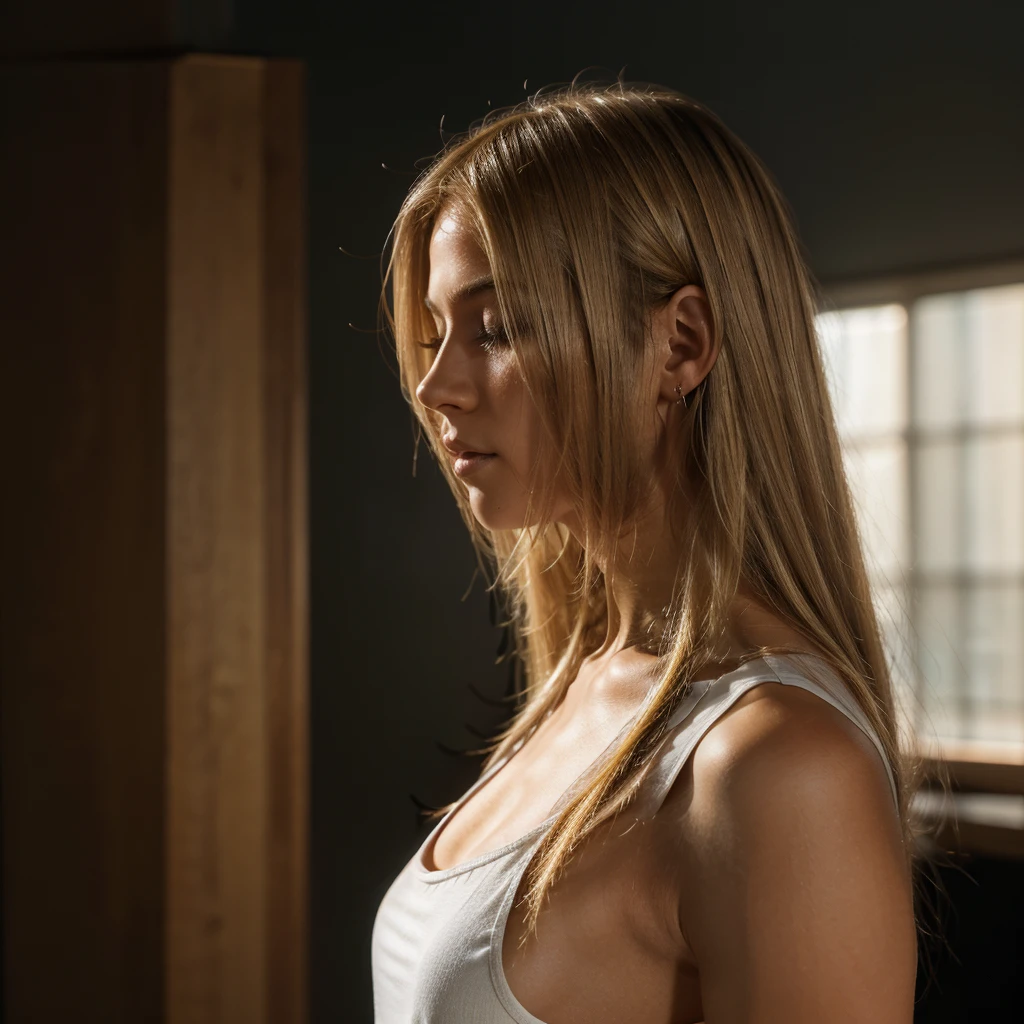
xmin=442 ymin=435 xmax=495 ymax=458
xmin=452 ymin=452 xmax=497 ymax=477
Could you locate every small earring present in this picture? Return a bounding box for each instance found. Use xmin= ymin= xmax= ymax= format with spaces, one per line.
xmin=674 ymin=384 xmax=687 ymax=409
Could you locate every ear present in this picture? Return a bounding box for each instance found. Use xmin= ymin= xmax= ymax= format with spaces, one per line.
xmin=652 ymin=284 xmax=717 ymax=404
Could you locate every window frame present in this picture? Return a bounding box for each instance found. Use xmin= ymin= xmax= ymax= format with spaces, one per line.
xmin=817 ymin=258 xmax=1024 ymax=793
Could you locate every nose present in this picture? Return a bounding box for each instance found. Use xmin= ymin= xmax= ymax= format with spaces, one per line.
xmin=415 ymin=336 xmax=478 ymax=414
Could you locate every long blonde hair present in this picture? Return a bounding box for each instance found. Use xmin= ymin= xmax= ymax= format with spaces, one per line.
xmin=381 ymin=79 xmax=949 ymax=956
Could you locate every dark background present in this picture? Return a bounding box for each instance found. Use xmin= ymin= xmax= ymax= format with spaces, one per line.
xmin=220 ymin=1 xmax=1023 ymax=1019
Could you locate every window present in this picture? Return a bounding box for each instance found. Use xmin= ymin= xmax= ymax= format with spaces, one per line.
xmin=816 ymin=262 xmax=1024 ymax=765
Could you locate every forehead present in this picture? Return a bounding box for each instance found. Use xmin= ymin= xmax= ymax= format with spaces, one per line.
xmin=423 ymin=274 xmax=496 ymax=316
xmin=424 ymin=208 xmax=494 ymax=314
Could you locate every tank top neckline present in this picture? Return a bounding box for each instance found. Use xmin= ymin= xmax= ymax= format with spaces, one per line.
xmin=414 ymin=650 xmax=838 ymax=884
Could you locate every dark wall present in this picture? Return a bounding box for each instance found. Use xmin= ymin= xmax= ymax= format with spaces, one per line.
xmin=917 ymin=854 xmax=1024 ymax=1021
xmin=222 ymin=3 xmax=1024 ymax=1020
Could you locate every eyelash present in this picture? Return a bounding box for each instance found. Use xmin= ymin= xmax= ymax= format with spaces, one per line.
xmin=418 ymin=324 xmax=509 ymax=353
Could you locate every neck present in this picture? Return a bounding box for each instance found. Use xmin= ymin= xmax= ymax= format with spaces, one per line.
xmin=562 ymin=493 xmax=685 ymax=661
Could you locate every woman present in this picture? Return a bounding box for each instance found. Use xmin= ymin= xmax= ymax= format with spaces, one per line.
xmin=371 ymin=80 xmax=936 ymax=1023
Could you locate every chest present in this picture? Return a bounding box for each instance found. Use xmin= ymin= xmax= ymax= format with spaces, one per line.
xmin=425 ymin=698 xmax=613 ymax=864
xmin=421 ymin=714 xmax=707 ymax=1024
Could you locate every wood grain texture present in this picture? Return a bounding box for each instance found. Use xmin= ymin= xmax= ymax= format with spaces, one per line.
xmin=0 ymin=54 xmax=308 ymax=1023
xmin=166 ymin=54 xmax=308 ymax=1024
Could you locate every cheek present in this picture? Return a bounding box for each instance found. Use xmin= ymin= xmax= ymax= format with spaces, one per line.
xmin=496 ymin=406 xmax=532 ymax=469
xmin=489 ymin=367 xmax=531 ymax=453
xmin=489 ymin=361 xmax=561 ymax=492
xmin=504 ymin=403 xmax=559 ymax=492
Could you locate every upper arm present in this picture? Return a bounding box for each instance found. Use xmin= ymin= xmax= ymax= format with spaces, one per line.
xmin=678 ymin=684 xmax=917 ymax=1024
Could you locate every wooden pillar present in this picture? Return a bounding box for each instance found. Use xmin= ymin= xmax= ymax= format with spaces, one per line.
xmin=0 ymin=55 xmax=309 ymax=1024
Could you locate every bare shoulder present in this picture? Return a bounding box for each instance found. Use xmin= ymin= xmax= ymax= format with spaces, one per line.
xmin=691 ymin=678 xmax=898 ymax=800
xmin=671 ymin=679 xmax=917 ymax=1024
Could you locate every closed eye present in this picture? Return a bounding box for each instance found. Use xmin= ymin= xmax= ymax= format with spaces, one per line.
xmin=476 ymin=323 xmax=509 ymax=351
xmin=417 ymin=323 xmax=510 ymax=352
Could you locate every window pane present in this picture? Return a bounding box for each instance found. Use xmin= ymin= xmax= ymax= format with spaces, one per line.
xmin=914 ymin=283 xmax=1024 ymax=431
xmin=964 ymin=585 xmax=1024 ymax=745
xmin=916 ymin=434 xmax=1024 ymax=576
xmin=968 ymin=285 xmax=1024 ymax=426
xmin=964 ymin=433 xmax=1024 ymax=574
xmin=817 ymin=304 xmax=907 ymax=439
xmin=916 ymin=440 xmax=962 ymax=574
xmin=914 ymin=294 xmax=963 ymax=431
xmin=843 ymin=442 xmax=908 ymax=577
xmin=917 ymin=583 xmax=1024 ymax=746
xmin=917 ymin=585 xmax=967 ymax=743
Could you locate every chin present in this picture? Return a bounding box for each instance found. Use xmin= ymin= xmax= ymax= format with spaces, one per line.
xmin=466 ymin=483 xmax=544 ymax=532
xmin=466 ymin=491 xmax=532 ymax=533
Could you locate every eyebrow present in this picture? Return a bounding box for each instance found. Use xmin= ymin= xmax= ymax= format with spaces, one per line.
xmin=423 ymin=275 xmax=496 ymax=315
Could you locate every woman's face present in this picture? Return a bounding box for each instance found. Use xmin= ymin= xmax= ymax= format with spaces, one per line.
xmin=416 ymin=205 xmax=573 ymax=531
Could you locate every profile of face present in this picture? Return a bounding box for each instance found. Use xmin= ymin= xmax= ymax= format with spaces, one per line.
xmin=417 ymin=205 xmax=575 ymax=532
xmin=417 ymin=204 xmax=715 ymax=539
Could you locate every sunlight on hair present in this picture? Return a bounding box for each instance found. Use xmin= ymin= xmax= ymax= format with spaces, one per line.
xmin=381 ymin=81 xmax=961 ymax=966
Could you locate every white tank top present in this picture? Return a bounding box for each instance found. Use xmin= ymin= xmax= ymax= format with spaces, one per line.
xmin=371 ymin=652 xmax=899 ymax=1023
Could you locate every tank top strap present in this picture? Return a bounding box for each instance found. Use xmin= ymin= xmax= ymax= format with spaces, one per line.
xmin=633 ymin=652 xmax=899 ymax=820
